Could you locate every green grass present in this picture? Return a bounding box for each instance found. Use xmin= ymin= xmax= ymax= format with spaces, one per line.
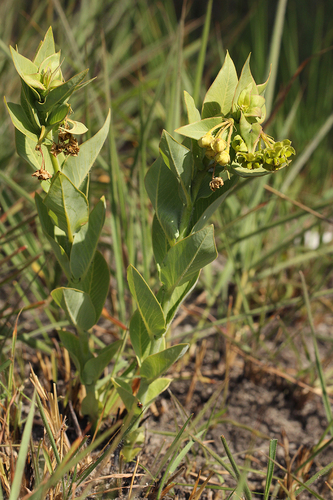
xmin=1 ymin=0 xmax=333 ymax=498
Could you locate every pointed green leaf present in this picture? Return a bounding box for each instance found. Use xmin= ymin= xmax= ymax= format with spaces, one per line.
xmin=70 ymin=198 xmax=106 ymax=280
xmin=145 ymin=157 xmax=183 ymax=242
xmin=43 ymin=172 xmax=89 ymax=237
xmin=140 ymin=344 xmax=189 ymax=384
xmin=70 ymin=250 xmax=110 ymax=323
xmin=51 ymin=287 xmax=96 ymax=330
xmin=192 ymin=176 xmax=238 ymax=232
xmin=184 ymin=91 xmax=201 ymax=123
xmin=5 ymin=99 xmax=39 ymax=141
xmin=159 ymin=130 xmax=192 ymax=194
xmin=129 ymin=309 xmax=152 ymax=364
xmin=160 ymin=225 xmax=217 ymax=290
xmin=20 ymin=80 xmax=41 ymax=132
xmin=61 ymin=111 xmax=110 ymax=188
xmin=257 ymin=66 xmax=271 ymax=96
xmin=82 ymin=340 xmax=122 ymax=385
xmin=33 ymin=27 xmax=56 ymax=66
xmin=202 ymin=51 xmax=238 ymax=118
xmin=152 ymin=214 xmax=171 ymax=268
xmin=175 ymin=117 xmax=222 ymax=140
xmin=10 ymin=47 xmax=40 ymax=98
xmin=36 ymin=69 xmax=89 ymax=112
xmin=232 ymin=54 xmax=257 ymax=111
xmin=127 ymin=265 xmax=166 ymax=339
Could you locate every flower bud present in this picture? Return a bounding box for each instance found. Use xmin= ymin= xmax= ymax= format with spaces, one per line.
xmin=198 ymin=132 xmax=213 ymax=148
xmin=212 ymin=137 xmax=227 ymax=153
xmin=215 ymin=151 xmax=230 ymax=166
xmin=205 ymin=148 xmax=216 ymax=159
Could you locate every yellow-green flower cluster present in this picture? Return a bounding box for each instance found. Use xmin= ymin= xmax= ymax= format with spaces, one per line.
xmin=236 ymin=139 xmax=295 ymax=171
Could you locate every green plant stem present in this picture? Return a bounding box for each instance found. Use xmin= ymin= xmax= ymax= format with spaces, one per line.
xmin=50 ymin=152 xmax=60 ymax=174
xmin=178 ymin=201 xmax=193 ymax=239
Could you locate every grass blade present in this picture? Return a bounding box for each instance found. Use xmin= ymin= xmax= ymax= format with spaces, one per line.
xmin=264 ymin=439 xmax=277 ymax=500
xmin=300 ymin=271 xmax=333 ymax=435
xmin=9 ymin=392 xmax=35 ymax=500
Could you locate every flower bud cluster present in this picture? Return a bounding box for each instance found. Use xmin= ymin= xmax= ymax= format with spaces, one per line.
xmin=198 ymin=132 xmax=231 ymax=167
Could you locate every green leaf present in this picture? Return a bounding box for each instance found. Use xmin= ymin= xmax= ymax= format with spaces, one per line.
xmin=129 ymin=309 xmax=152 ymax=364
xmin=36 ymin=69 xmax=89 ymax=112
xmin=35 ymin=192 xmax=54 ymax=236
xmin=10 ymin=47 xmax=40 ymax=98
xmin=58 ymin=330 xmax=83 ymax=373
xmin=46 ymin=234 xmax=72 ymax=279
xmin=202 ymin=51 xmax=238 ymax=118
xmin=184 ymin=91 xmax=201 ymax=123
xmin=82 ymin=340 xmax=122 ymax=385
xmin=140 ymin=344 xmax=189 ymax=384
xmin=43 ymin=172 xmax=89 ymax=237
xmin=5 ymin=99 xmax=39 ymax=141
xmin=20 ymin=80 xmax=41 ymax=132
xmin=35 ymin=192 xmax=71 ymax=279
xmin=112 ymin=377 xmax=139 ymax=412
xmin=39 ymin=52 xmax=61 ymax=76
xmin=160 ymin=225 xmax=217 ymax=290
xmin=23 ymin=74 xmax=46 ymax=91
xmin=191 ymin=176 xmax=238 ymax=232
xmin=70 ymin=250 xmax=110 ymax=323
xmin=257 ymin=67 xmax=271 ymax=96
xmin=232 ymin=54 xmax=257 ymax=111
xmin=175 ymin=117 xmax=222 ymax=140
xmin=33 ymin=27 xmax=56 ymax=66
xmin=15 ymin=130 xmax=54 ymax=192
xmin=239 ymin=112 xmax=262 ymax=153
xmin=145 ymin=157 xmax=184 ymax=242
xmin=70 ymin=198 xmax=106 ymax=280
xmin=152 ymin=214 xmax=171 ymax=268
xmin=163 ymin=274 xmax=199 ymax=327
xmin=51 ymin=287 xmax=96 ymax=330
xmin=47 ymin=103 xmax=69 ymax=126
xmin=64 ymin=120 xmax=88 ymax=135
xmin=61 ymin=111 xmax=110 ymax=188
xmin=137 ymin=378 xmax=172 ymax=405
xmin=229 ymin=162 xmax=273 ymax=178
xmin=159 ymin=130 xmax=192 ymax=196
xmin=127 ymin=265 xmax=166 ymax=339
